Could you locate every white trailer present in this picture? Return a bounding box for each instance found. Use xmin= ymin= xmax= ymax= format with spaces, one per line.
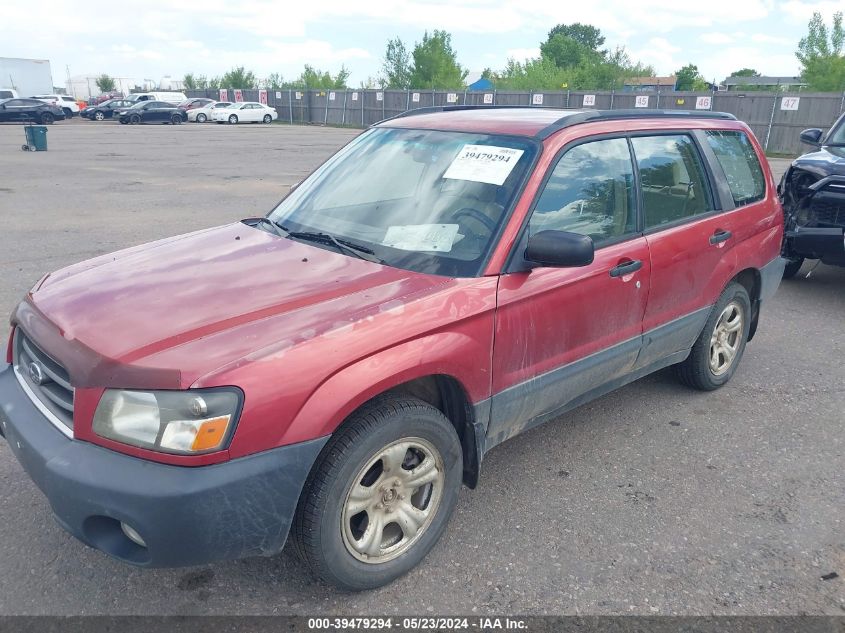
xmin=0 ymin=57 xmax=54 ymax=98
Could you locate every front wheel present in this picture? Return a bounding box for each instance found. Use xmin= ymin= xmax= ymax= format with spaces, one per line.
xmin=676 ymin=282 xmax=751 ymax=391
xmin=171 ymin=114 xmax=182 ymax=125
xmin=292 ymin=396 xmax=462 ymax=590
xmin=196 ymin=113 xmax=207 ymax=123
xmin=40 ymin=112 xmax=54 ymax=125
xmin=62 ymin=108 xmax=73 ymax=118
xmin=263 ymin=114 xmax=272 ymax=123
xmin=129 ymin=114 xmax=141 ymax=125
xmin=94 ymin=111 xmax=105 ymax=121
xmin=228 ymin=114 xmax=238 ymax=124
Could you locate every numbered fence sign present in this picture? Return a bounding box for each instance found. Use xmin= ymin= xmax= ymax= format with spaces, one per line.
xmin=376 ymin=92 xmax=384 ymax=102
xmin=412 ymin=92 xmax=420 ymax=103
xmin=233 ymin=89 xmax=243 ymax=102
xmin=635 ymin=95 xmax=649 ymax=108
xmin=258 ymin=89 xmax=267 ymax=105
xmin=582 ymin=94 xmax=596 ymax=107
xmin=483 ymin=93 xmax=493 ymax=104
xmin=532 ymin=93 xmax=544 ymax=105
xmin=275 ymin=91 xmax=282 ymax=99
xmin=295 ymin=91 xmax=302 ymax=100
xmin=351 ymin=92 xmax=358 ymax=101
xmin=219 ymin=89 xmax=228 ymax=101
xmin=781 ymin=97 xmax=800 ymax=111
xmin=695 ymin=96 xmax=711 ymax=110
xmin=447 ymin=93 xmax=457 ymax=103
xmin=329 ymin=91 xmax=336 ymax=101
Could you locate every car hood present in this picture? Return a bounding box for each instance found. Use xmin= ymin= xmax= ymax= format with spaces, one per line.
xmin=20 ymin=222 xmax=447 ymax=387
xmin=793 ymin=145 xmax=845 ymax=177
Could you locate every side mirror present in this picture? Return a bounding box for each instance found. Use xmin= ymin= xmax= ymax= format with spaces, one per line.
xmin=799 ymin=128 xmax=823 ymax=146
xmin=525 ymin=230 xmax=594 ymax=268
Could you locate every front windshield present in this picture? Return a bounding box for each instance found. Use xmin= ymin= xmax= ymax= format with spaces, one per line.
xmin=268 ymin=127 xmax=537 ymax=277
xmin=826 ymin=113 xmax=845 ymax=145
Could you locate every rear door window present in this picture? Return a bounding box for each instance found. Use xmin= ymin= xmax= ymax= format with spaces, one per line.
xmin=704 ymin=130 xmax=766 ymax=206
xmin=630 ymin=135 xmax=714 ymax=230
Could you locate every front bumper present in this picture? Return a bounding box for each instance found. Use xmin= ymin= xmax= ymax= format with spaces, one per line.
xmin=0 ymin=363 xmax=327 ymax=567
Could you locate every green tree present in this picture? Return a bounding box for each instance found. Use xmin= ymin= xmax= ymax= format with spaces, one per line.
xmin=540 ymin=34 xmax=599 ymax=69
xmin=195 ymin=75 xmax=209 ymax=89
xmin=408 ymin=30 xmax=468 ymax=89
xmin=207 ymin=76 xmax=221 ymax=89
xmin=183 ymin=73 xmax=197 ymax=90
xmin=382 ymin=37 xmax=412 ymax=88
xmin=220 ymin=66 xmax=258 ymax=89
xmin=95 ymin=74 xmax=116 ymax=93
xmin=730 ymin=68 xmax=760 ymax=77
xmin=290 ymin=65 xmax=350 ymax=89
xmin=546 ymin=23 xmax=606 ymax=52
xmin=674 ymin=63 xmax=709 ymax=90
xmin=265 ymin=73 xmax=284 ymax=90
xmin=797 ymin=11 xmax=845 ymax=91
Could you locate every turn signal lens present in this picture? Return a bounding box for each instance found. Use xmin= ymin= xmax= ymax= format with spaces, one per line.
xmin=160 ymin=415 xmax=232 ymax=453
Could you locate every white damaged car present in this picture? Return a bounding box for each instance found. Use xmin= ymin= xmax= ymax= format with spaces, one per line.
xmin=213 ymin=102 xmax=278 ymax=124
xmin=188 ymin=101 xmax=232 ymax=123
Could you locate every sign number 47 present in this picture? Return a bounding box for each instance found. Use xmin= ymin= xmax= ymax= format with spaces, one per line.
xmin=780 ymin=97 xmax=800 ymax=111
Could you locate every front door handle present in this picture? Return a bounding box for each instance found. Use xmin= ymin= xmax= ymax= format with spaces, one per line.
xmin=710 ymin=230 xmax=732 ymax=245
xmin=609 ymin=259 xmax=643 ymax=278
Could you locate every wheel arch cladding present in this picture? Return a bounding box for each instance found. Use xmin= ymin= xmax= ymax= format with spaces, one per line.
xmin=731 ymin=267 xmax=762 ymax=341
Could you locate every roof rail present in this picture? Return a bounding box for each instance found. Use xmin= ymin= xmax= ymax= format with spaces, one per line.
xmin=534 ymin=109 xmax=737 ymax=139
xmin=378 ymin=105 xmax=737 ymax=139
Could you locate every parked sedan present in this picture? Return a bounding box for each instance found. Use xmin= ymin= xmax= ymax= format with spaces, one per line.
xmin=81 ymin=99 xmax=135 ymax=121
xmin=212 ymin=102 xmax=278 ymax=124
xmin=0 ymin=98 xmax=65 ymax=124
xmin=118 ymin=101 xmax=188 ymax=125
xmin=178 ymin=98 xmax=214 ymax=112
xmin=188 ymin=101 xmax=232 ymax=123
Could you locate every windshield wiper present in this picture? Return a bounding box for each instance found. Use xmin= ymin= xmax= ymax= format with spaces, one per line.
xmin=286 ymin=231 xmax=384 ymax=264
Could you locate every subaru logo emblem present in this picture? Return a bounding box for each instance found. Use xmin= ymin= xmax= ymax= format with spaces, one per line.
xmin=28 ymin=362 xmax=45 ymax=386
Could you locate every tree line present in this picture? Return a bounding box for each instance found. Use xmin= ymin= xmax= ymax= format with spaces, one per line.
xmin=94 ymin=12 xmax=844 ymax=94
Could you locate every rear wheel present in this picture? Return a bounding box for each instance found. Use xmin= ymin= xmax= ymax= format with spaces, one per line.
xmin=39 ymin=112 xmax=54 ymax=125
xmin=196 ymin=113 xmax=207 ymax=123
xmin=129 ymin=114 xmax=141 ymax=125
xmin=676 ymin=282 xmax=751 ymax=391
xmin=263 ymin=114 xmax=272 ymax=123
xmin=94 ymin=111 xmax=105 ymax=121
xmin=292 ymin=396 xmax=462 ymax=590
xmin=170 ymin=114 xmax=182 ymax=125
xmin=783 ymin=257 xmax=805 ymax=279
xmin=228 ymin=114 xmax=238 ymax=124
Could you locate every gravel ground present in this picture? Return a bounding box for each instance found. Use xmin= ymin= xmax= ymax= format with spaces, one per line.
xmin=0 ymin=121 xmax=841 ymax=615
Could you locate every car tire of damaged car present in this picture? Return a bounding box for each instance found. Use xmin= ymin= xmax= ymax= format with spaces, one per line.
xmin=292 ymin=395 xmax=463 ymax=591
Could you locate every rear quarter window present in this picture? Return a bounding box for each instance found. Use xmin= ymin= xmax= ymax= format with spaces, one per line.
xmin=705 ymin=130 xmax=766 ymax=206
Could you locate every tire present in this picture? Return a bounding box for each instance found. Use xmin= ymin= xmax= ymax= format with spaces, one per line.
xmin=263 ymin=114 xmax=272 ymax=123
xmin=129 ymin=114 xmax=141 ymax=125
xmin=228 ymin=114 xmax=238 ymax=124
xmin=676 ymin=282 xmax=751 ymax=391
xmin=39 ymin=112 xmax=54 ymax=125
xmin=171 ymin=114 xmax=182 ymax=125
xmin=62 ymin=108 xmax=73 ymax=118
xmin=94 ymin=111 xmax=105 ymax=121
xmin=292 ymin=395 xmax=462 ymax=591
xmin=196 ymin=113 xmax=207 ymax=123
xmin=119 ymin=118 xmax=128 ymax=125
xmin=783 ymin=257 xmax=805 ymax=279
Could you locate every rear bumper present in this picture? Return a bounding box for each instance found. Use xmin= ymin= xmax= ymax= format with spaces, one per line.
xmin=0 ymin=362 xmax=327 ymax=567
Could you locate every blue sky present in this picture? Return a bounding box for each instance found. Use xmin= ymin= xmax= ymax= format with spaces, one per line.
xmin=3 ymin=0 xmax=840 ymax=88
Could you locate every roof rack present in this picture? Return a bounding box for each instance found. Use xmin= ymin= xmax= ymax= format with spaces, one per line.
xmin=380 ymin=105 xmax=737 ymax=139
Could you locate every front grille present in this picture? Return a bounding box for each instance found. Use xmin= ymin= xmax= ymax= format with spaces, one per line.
xmin=12 ymin=329 xmax=74 ymax=434
xmin=810 ymin=199 xmax=845 ymax=227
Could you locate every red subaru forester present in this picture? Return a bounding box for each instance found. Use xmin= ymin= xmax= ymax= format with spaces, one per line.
xmin=1 ymin=107 xmax=784 ymax=590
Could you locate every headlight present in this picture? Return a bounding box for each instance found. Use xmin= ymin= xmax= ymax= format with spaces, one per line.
xmin=93 ymin=388 xmax=242 ymax=454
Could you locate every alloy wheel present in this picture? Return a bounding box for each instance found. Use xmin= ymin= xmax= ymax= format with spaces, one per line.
xmin=709 ymin=301 xmax=743 ymax=376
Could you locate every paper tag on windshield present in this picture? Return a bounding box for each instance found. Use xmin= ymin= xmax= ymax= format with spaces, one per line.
xmin=443 ymin=145 xmax=524 ymax=186
xmin=383 ymin=224 xmax=459 ymax=252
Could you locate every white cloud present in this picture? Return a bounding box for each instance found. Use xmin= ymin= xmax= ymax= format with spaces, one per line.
xmin=505 ymin=47 xmax=541 ymax=61
xmin=630 ymin=37 xmax=682 ymax=74
xmin=780 ymin=0 xmax=844 ymax=21
xmin=700 ymin=32 xmax=735 ymax=44
xmin=750 ymin=33 xmax=795 ymax=45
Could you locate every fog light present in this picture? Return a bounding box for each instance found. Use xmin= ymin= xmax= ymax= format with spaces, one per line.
xmin=120 ymin=522 xmax=147 ymax=548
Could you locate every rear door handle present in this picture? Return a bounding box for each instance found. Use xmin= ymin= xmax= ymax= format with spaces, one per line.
xmin=609 ymin=259 xmax=643 ymax=278
xmin=710 ymin=230 xmax=732 ymax=245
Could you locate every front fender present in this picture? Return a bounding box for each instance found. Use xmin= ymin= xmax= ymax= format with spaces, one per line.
xmin=277 ymin=331 xmax=492 ymax=446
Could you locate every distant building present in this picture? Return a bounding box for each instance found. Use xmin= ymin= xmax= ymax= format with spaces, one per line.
xmin=65 ymin=75 xmax=143 ymax=99
xmin=622 ymin=76 xmax=677 ymax=92
xmin=467 ymin=77 xmax=493 ymax=91
xmin=721 ymin=75 xmax=808 ymax=91
xmin=0 ymin=57 xmax=54 ymax=96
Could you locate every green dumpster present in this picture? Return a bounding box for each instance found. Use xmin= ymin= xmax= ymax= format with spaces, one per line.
xmin=24 ymin=125 xmax=48 ymax=151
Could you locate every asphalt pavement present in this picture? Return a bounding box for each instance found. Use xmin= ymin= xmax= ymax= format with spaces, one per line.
xmin=0 ymin=121 xmax=841 ymax=615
